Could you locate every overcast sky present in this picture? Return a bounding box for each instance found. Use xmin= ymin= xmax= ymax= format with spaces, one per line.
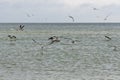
xmin=0 ymin=0 xmax=120 ymax=23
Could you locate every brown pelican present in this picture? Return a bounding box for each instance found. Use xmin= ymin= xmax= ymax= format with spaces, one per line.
xmin=19 ymin=25 xmax=24 ymax=31
xmin=8 ymin=35 xmax=16 ymax=41
xmin=16 ymin=25 xmax=24 ymax=31
xmin=48 ymin=36 xmax=60 ymax=44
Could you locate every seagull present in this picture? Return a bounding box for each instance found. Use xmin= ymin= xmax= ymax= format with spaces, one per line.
xmin=104 ymin=13 xmax=112 ymax=21
xmin=93 ymin=8 xmax=99 ymax=10
xmin=26 ymin=13 xmax=34 ymax=17
xmin=26 ymin=13 xmax=31 ymax=17
xmin=104 ymin=15 xmax=109 ymax=20
xmin=68 ymin=16 xmax=75 ymax=22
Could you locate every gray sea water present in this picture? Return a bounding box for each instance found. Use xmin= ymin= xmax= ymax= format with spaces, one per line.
xmin=0 ymin=23 xmax=120 ymax=80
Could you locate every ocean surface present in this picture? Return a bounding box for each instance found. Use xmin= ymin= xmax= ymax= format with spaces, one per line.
xmin=0 ymin=23 xmax=120 ymax=80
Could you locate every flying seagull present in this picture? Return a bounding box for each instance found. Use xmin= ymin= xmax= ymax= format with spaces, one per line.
xmin=104 ymin=13 xmax=112 ymax=21
xmin=26 ymin=13 xmax=34 ymax=17
xmin=68 ymin=16 xmax=75 ymax=22
xmin=93 ymin=8 xmax=99 ymax=10
xmin=104 ymin=15 xmax=109 ymax=20
xmin=26 ymin=13 xmax=31 ymax=17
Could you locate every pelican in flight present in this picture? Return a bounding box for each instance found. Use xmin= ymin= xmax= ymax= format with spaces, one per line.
xmin=17 ymin=25 xmax=24 ymax=31
xmin=48 ymin=36 xmax=60 ymax=44
xmin=68 ymin=16 xmax=75 ymax=22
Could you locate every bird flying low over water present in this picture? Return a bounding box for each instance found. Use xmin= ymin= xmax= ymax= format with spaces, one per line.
xmin=8 ymin=35 xmax=17 ymax=41
xmin=68 ymin=16 xmax=75 ymax=22
xmin=48 ymin=36 xmax=60 ymax=44
xmin=105 ymin=35 xmax=111 ymax=41
xmin=18 ymin=25 xmax=24 ymax=31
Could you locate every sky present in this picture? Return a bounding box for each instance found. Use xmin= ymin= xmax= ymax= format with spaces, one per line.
xmin=0 ymin=0 xmax=120 ymax=23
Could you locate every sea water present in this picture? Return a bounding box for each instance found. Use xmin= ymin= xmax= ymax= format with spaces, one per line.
xmin=0 ymin=23 xmax=120 ymax=80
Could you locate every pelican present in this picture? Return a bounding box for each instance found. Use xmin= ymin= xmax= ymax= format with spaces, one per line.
xmin=8 ymin=35 xmax=16 ymax=41
xmin=48 ymin=36 xmax=60 ymax=44
xmin=105 ymin=35 xmax=111 ymax=41
xmin=68 ymin=16 xmax=75 ymax=22
xmin=18 ymin=25 xmax=24 ymax=31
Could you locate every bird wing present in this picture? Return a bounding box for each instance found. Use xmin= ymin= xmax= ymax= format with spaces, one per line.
xmin=69 ymin=16 xmax=74 ymax=22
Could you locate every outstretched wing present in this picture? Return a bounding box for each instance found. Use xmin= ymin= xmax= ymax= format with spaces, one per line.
xmin=69 ymin=16 xmax=74 ymax=22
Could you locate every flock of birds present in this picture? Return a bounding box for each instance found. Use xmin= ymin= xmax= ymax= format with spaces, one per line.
xmin=8 ymin=24 xmax=81 ymax=46
xmin=8 ymin=25 xmax=61 ymax=45
xmin=8 ymin=25 xmax=24 ymax=41
xmin=6 ymin=7 xmax=116 ymax=50
xmin=25 ymin=7 xmax=111 ymax=22
xmin=68 ymin=7 xmax=112 ymax=22
xmin=7 ymin=24 xmax=118 ymax=52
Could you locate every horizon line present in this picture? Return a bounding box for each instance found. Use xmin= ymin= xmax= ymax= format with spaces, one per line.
xmin=0 ymin=22 xmax=120 ymax=24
